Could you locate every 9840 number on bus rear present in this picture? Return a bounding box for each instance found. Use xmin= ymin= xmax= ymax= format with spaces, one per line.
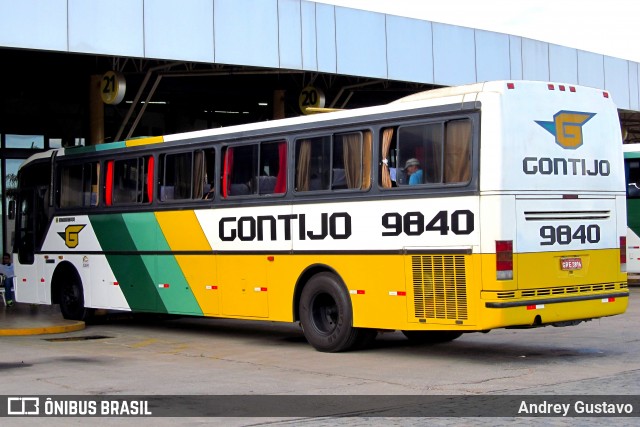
xmin=540 ymin=224 xmax=600 ymax=246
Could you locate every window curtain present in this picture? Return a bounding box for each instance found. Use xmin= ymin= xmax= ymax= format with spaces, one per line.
xmin=296 ymin=140 xmax=311 ymax=191
xmin=342 ymin=133 xmax=362 ymax=189
xmin=193 ymin=150 xmax=205 ymax=198
xmin=274 ymin=141 xmax=287 ymax=193
xmin=444 ymin=120 xmax=472 ymax=183
xmin=222 ymin=147 xmax=234 ymax=198
xmin=146 ymin=156 xmax=154 ymax=202
xmin=92 ymin=163 xmax=100 ymax=206
xmin=105 ymin=160 xmax=114 ymax=206
xmin=381 ymin=128 xmax=394 ymax=188
xmin=427 ymin=125 xmax=443 ymax=183
xmin=60 ymin=167 xmax=77 ymax=207
xmin=361 ymin=131 xmax=372 ymax=190
xmin=175 ymin=154 xmax=190 ymax=199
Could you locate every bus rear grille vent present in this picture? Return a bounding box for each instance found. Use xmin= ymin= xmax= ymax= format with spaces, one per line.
xmin=518 ymin=283 xmax=623 ymax=298
xmin=412 ymin=255 xmax=468 ymax=320
xmin=524 ymin=210 xmax=610 ymax=221
xmin=497 ymin=291 xmax=516 ymax=299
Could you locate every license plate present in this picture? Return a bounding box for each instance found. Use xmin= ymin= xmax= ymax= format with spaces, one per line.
xmin=561 ymin=257 xmax=582 ymax=271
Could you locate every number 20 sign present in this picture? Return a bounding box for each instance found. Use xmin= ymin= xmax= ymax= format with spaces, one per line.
xmin=299 ymin=86 xmax=325 ymax=114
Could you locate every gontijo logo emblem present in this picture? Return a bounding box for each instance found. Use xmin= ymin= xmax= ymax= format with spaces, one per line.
xmin=58 ymin=225 xmax=86 ymax=248
xmin=535 ymin=111 xmax=595 ymax=149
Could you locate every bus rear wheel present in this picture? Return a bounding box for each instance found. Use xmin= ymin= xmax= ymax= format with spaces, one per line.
xmin=299 ymin=272 xmax=375 ymax=352
xmin=402 ymin=330 xmax=463 ymax=344
xmin=59 ymin=275 xmax=93 ymax=322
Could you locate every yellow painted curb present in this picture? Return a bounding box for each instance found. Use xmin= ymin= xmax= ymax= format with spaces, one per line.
xmin=0 ymin=321 xmax=85 ymax=336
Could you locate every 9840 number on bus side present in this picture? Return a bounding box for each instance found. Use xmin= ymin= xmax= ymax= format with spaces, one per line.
xmin=381 ymin=210 xmax=474 ymax=236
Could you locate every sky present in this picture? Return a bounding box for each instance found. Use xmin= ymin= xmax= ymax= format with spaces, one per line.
xmin=311 ymin=0 xmax=640 ymax=63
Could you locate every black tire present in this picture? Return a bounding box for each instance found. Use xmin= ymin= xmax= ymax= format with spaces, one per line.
xmin=59 ymin=275 xmax=93 ymax=321
xmin=402 ymin=330 xmax=463 ymax=344
xmin=299 ymin=272 xmax=374 ymax=352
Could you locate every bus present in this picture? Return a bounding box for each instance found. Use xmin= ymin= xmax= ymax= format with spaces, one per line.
xmin=13 ymin=80 xmax=628 ymax=352
xmin=623 ymin=143 xmax=640 ymax=273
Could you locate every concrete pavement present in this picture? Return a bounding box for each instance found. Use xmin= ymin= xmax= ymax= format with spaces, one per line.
xmin=0 ymin=302 xmax=85 ymax=336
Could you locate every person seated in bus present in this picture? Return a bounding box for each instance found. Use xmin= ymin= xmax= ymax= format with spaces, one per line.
xmin=202 ymin=182 xmax=215 ymax=200
xmin=405 ymin=158 xmax=423 ymax=185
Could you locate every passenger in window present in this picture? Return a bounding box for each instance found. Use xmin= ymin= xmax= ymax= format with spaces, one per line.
xmin=203 ymin=182 xmax=215 ymax=200
xmin=405 ymin=158 xmax=423 ymax=185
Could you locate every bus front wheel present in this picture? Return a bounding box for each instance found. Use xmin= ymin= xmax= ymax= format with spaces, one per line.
xmin=59 ymin=275 xmax=93 ymax=322
xmin=299 ymin=272 xmax=375 ymax=352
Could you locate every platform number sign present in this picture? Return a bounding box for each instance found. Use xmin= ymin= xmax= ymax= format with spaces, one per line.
xmin=299 ymin=86 xmax=325 ymax=114
xmin=101 ymin=71 xmax=126 ymax=105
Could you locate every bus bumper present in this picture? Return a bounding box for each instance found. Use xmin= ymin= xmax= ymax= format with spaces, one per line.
xmin=479 ymin=289 xmax=629 ymax=329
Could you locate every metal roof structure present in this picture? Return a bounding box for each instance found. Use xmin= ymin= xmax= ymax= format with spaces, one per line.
xmin=1 ymin=0 xmax=639 ymax=141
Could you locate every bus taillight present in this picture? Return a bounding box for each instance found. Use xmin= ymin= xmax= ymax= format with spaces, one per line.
xmin=620 ymin=236 xmax=627 ymax=272
xmin=496 ymin=240 xmax=513 ymax=280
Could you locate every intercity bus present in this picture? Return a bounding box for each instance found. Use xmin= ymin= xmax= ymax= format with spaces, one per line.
xmin=13 ymin=80 xmax=628 ymax=352
xmin=623 ymin=143 xmax=640 ymax=273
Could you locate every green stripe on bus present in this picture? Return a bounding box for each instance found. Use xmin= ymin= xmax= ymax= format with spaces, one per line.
xmin=89 ymin=213 xmax=167 ymax=313
xmin=122 ymin=213 xmax=203 ymax=315
xmin=65 ymin=141 xmax=127 ymax=155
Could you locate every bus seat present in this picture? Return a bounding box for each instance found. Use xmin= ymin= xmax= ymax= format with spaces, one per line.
xmin=230 ymin=183 xmax=250 ymax=195
xmin=160 ymin=186 xmax=175 ymax=201
xmin=332 ymin=168 xmax=347 ymax=189
xmin=83 ymin=192 xmax=98 ymax=206
xmin=309 ymin=177 xmax=322 ymax=191
xmin=258 ymin=176 xmax=277 ymax=194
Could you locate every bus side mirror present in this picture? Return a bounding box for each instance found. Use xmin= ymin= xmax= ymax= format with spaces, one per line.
xmin=7 ymin=200 xmax=15 ymax=220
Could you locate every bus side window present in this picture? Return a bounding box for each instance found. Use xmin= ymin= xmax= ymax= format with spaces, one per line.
xmin=627 ymin=160 xmax=640 ymax=198
xmin=159 ymin=152 xmax=194 ymax=201
xmin=111 ymin=157 xmax=151 ymax=205
xmin=295 ymin=132 xmax=370 ymax=192
xmin=223 ymin=145 xmax=257 ymax=197
xmin=257 ymin=141 xmax=286 ymax=195
xmin=295 ymin=137 xmax=331 ymax=192
xmin=395 ymin=119 xmax=471 ymax=187
xmin=397 ymin=123 xmax=441 ymax=186
xmin=59 ymin=162 xmax=100 ymax=207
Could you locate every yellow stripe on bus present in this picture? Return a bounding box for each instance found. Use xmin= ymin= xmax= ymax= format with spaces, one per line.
xmin=125 ymin=136 xmax=164 ymax=147
xmin=155 ymin=211 xmax=211 ymax=251
xmin=155 ymin=211 xmax=219 ymax=315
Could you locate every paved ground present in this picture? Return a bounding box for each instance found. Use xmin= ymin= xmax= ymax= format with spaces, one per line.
xmin=0 ymin=303 xmax=84 ymax=336
xmin=1 ymin=287 xmax=639 ymax=426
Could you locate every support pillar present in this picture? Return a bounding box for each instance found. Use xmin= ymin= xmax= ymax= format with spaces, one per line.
xmin=89 ymin=75 xmax=104 ymax=145
xmin=273 ymin=89 xmax=285 ymax=120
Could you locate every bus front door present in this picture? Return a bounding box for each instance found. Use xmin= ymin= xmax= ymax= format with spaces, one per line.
xmin=15 ymin=188 xmax=41 ymax=303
